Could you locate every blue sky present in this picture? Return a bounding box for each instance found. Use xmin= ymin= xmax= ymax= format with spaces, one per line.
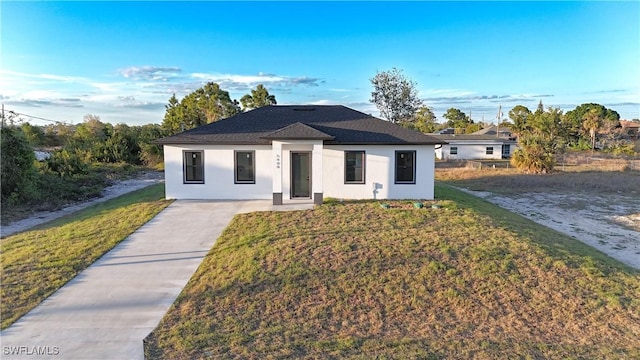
xmin=1 ymin=1 xmax=639 ymax=126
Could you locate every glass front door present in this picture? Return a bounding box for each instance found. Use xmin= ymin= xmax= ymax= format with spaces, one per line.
xmin=291 ymin=152 xmax=311 ymax=198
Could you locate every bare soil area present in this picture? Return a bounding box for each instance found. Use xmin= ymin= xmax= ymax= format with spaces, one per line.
xmin=0 ymin=171 xmax=164 ymax=238
xmin=458 ymin=188 xmax=640 ymax=270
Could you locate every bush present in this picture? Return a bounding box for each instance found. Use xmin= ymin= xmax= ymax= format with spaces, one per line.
xmin=511 ymin=133 xmax=556 ymax=173
xmin=1 ymin=127 xmax=36 ymax=202
xmin=45 ymin=149 xmax=89 ymax=177
xmin=607 ymin=143 xmax=635 ymax=156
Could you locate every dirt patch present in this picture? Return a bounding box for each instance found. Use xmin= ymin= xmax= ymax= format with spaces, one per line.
xmin=457 ymin=188 xmax=640 ymax=270
xmin=0 ymin=171 xmax=164 ymax=238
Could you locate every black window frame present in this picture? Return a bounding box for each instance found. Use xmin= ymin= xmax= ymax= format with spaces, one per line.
xmin=234 ymin=150 xmax=256 ymax=184
xmin=486 ymin=146 xmax=494 ymax=155
xmin=395 ymin=150 xmax=416 ymax=184
xmin=183 ymin=150 xmax=204 ymax=184
xmin=344 ymin=151 xmax=366 ymax=184
xmin=501 ymin=144 xmax=511 ymax=158
xmin=450 ymin=146 xmax=458 ymax=155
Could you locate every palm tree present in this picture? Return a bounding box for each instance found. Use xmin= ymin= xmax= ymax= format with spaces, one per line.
xmin=582 ymin=109 xmax=603 ymax=150
xmin=510 ymin=133 xmax=555 ymax=173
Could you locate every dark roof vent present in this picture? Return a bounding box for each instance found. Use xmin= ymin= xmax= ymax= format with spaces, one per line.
xmin=293 ymin=107 xmax=316 ymax=111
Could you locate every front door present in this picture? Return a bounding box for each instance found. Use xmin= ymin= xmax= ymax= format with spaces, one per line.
xmin=291 ymin=152 xmax=311 ymax=199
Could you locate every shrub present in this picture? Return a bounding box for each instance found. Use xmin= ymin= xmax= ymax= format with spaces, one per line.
xmin=45 ymin=149 xmax=89 ymax=177
xmin=511 ymin=133 xmax=556 ymax=173
xmin=0 ymin=127 xmax=36 ymax=202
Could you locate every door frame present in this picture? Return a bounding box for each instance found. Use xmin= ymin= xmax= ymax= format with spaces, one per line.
xmin=290 ymin=151 xmax=312 ymax=199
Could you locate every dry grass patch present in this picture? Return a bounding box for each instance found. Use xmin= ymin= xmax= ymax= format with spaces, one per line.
xmin=1 ymin=184 xmax=171 ymax=329
xmin=145 ymin=185 xmax=640 ymax=359
xmin=436 ymin=167 xmax=640 ymax=195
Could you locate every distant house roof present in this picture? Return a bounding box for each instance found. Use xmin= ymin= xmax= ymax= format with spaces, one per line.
xmin=156 ymin=105 xmax=444 ymax=145
xmin=620 ymin=120 xmax=640 ymax=129
xmin=432 ymin=134 xmax=517 ymax=143
xmin=471 ymin=125 xmax=512 ymax=137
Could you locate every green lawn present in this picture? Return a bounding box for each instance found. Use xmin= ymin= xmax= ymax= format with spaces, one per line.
xmin=1 ymin=183 xmax=172 ymax=329
xmin=144 ymin=185 xmax=640 ymax=359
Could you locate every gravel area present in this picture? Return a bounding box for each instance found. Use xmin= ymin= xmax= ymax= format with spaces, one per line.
xmin=458 ymin=188 xmax=640 ymax=270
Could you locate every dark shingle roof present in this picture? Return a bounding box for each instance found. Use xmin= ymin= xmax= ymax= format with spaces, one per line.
xmin=155 ymin=105 xmax=444 ymax=145
xmin=262 ymin=122 xmax=335 ymax=140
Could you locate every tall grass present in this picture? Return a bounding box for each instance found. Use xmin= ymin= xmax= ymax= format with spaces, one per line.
xmin=145 ymin=185 xmax=640 ymax=359
xmin=1 ymin=184 xmax=171 ymax=329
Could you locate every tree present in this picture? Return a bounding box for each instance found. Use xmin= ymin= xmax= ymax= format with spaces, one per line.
xmin=510 ymin=107 xmax=565 ymax=173
xmin=508 ymin=105 xmax=532 ymax=135
xmin=443 ymin=108 xmax=471 ymax=133
xmin=137 ymin=124 xmax=165 ymax=167
xmin=414 ymin=106 xmax=439 ymax=133
xmin=162 ymin=94 xmax=188 ymax=135
xmin=75 ymin=114 xmax=109 ymax=141
xmin=103 ymin=124 xmax=141 ymax=164
xmin=582 ymin=108 xmax=604 ymax=150
xmin=398 ymin=106 xmax=438 ymax=133
xmin=564 ymin=103 xmax=620 ymax=148
xmin=21 ymin=122 xmax=46 ymax=147
xmin=510 ymin=133 xmax=556 ymax=174
xmin=1 ymin=126 xmax=36 ymax=202
xmin=240 ymin=84 xmax=277 ymax=111
xmin=162 ymin=83 xmax=241 ymax=135
xmin=370 ymin=68 xmax=423 ymax=123
xmin=190 ymin=82 xmax=240 ymax=122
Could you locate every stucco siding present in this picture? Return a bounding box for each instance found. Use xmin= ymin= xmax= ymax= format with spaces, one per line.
xmin=164 ymin=144 xmax=435 ymax=201
xmin=164 ymin=145 xmax=272 ymax=200
xmin=323 ymin=145 xmax=435 ymax=200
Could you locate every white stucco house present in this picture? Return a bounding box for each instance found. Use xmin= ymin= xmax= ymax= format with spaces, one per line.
xmin=433 ymin=134 xmax=518 ymax=160
xmin=155 ymin=105 xmax=445 ymax=205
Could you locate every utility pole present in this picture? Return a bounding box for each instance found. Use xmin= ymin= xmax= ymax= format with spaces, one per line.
xmin=496 ymin=105 xmax=502 ymax=137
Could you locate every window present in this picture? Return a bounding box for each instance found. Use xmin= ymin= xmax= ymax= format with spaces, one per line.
xmin=501 ymin=145 xmax=511 ymax=158
xmin=486 ymin=147 xmax=494 ymax=155
xmin=450 ymin=147 xmax=458 ymax=155
xmin=184 ymin=151 xmax=204 ymax=183
xmin=345 ymin=151 xmax=365 ymax=184
xmin=235 ymin=151 xmax=255 ymax=184
xmin=395 ymin=151 xmax=416 ymax=184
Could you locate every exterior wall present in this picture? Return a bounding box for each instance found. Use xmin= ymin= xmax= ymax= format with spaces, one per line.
xmin=323 ymin=145 xmax=435 ymax=200
xmin=436 ymin=142 xmax=513 ymax=160
xmin=163 ymin=144 xmax=272 ymax=200
xmin=164 ymin=143 xmax=436 ymax=201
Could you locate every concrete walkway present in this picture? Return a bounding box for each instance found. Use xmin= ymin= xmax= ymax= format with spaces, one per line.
xmin=1 ymin=200 xmax=313 ymax=360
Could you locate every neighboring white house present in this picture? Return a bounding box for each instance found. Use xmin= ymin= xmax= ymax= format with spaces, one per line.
xmin=433 ymin=134 xmax=518 ymax=160
xmin=156 ymin=105 xmax=445 ymax=205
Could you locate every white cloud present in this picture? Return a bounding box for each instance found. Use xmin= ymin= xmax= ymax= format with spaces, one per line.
xmin=191 ymin=72 xmax=285 ymax=84
xmin=0 ymin=69 xmax=89 ymax=84
xmin=117 ymin=66 xmax=182 ymax=81
xmin=309 ymin=99 xmax=334 ymax=105
xmin=189 ymin=72 xmax=322 ymax=91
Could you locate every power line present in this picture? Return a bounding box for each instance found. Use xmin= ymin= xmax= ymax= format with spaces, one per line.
xmin=1 ymin=107 xmax=73 ymax=126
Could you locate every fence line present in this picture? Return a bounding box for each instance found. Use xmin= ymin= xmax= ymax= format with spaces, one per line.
xmin=436 ymin=156 xmax=640 ymax=172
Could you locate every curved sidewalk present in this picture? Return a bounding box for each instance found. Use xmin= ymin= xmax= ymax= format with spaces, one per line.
xmin=1 ymin=200 xmax=313 ymax=360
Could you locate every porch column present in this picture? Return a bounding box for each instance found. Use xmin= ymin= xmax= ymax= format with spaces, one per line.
xmin=312 ymin=143 xmax=323 ymax=205
xmin=272 ymin=141 xmax=283 ymax=205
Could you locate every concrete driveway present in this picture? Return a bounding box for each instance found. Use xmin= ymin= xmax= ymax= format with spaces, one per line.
xmin=1 ymin=200 xmax=313 ymax=360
